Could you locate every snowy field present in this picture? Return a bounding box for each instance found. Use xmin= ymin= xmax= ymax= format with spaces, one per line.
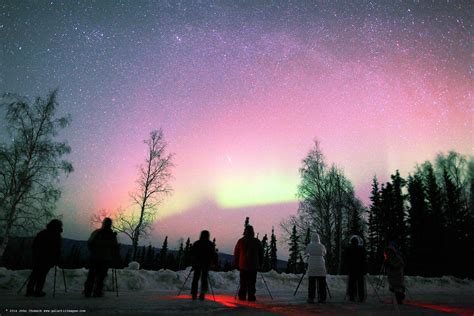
xmin=0 ymin=266 xmax=473 ymax=315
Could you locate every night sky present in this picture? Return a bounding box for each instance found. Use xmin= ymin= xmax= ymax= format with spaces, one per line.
xmin=0 ymin=1 xmax=471 ymax=255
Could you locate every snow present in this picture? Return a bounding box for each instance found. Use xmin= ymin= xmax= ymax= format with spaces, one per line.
xmin=0 ymin=267 xmax=472 ymax=294
xmin=1 ymin=267 xmax=473 ymax=315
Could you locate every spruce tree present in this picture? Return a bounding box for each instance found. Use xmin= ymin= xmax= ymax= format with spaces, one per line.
xmin=261 ymin=234 xmax=270 ymax=272
xmin=422 ymin=162 xmax=445 ymax=275
xmin=442 ymin=168 xmax=469 ymax=276
xmin=391 ymin=170 xmax=407 ymax=253
xmin=287 ymin=225 xmax=299 ymax=274
xmin=270 ymin=227 xmax=278 ymax=271
xmin=212 ymin=238 xmax=220 ymax=270
xmin=144 ymin=245 xmax=155 ymax=270
xmin=407 ymin=173 xmax=429 ymax=275
xmin=304 ymin=227 xmax=311 ymax=247
xmin=124 ymin=249 xmax=132 ymax=267
xmin=367 ymin=176 xmax=382 ymax=273
xmin=177 ymin=241 xmax=184 ymax=270
xmin=159 ymin=236 xmax=169 ymax=269
xmin=183 ymin=237 xmax=192 ymax=268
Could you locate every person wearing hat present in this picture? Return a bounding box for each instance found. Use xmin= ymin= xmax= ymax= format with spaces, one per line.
xmin=190 ymin=230 xmax=217 ymax=300
xmin=234 ymin=225 xmax=263 ymax=301
xmin=344 ymin=235 xmax=368 ymax=302
xmin=84 ymin=217 xmax=119 ymax=297
xmin=26 ymin=219 xmax=63 ymax=297
xmin=305 ymin=233 xmax=327 ymax=303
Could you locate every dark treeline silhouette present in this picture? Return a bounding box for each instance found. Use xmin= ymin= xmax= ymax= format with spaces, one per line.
xmin=284 ymin=143 xmax=473 ymax=278
xmin=2 ymin=236 xmax=238 ymax=272
xmin=367 ymin=151 xmax=473 ymax=278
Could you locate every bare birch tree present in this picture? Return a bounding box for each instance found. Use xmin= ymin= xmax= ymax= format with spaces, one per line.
xmin=0 ymin=90 xmax=73 ymax=259
xmin=115 ymin=130 xmax=173 ymax=260
xmin=281 ymin=140 xmax=365 ymax=274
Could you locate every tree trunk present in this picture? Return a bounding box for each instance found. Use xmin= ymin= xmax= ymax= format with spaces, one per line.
xmin=0 ymin=222 xmax=12 ymax=262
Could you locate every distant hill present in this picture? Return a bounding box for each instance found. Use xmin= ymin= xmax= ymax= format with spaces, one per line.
xmin=1 ymin=237 xmax=286 ymax=271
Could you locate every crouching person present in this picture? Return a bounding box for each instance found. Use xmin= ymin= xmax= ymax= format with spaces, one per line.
xmin=84 ymin=218 xmax=119 ymax=297
xmin=385 ymin=241 xmax=405 ymax=304
xmin=305 ymin=233 xmax=327 ymax=303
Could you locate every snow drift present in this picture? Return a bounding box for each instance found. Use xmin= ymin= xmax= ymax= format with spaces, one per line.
xmin=1 ymin=266 xmax=472 ymax=294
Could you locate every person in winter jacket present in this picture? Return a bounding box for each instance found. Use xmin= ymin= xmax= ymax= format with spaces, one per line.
xmin=305 ymin=233 xmax=327 ymax=303
xmin=26 ymin=219 xmax=63 ymax=297
xmin=190 ymin=230 xmax=217 ymax=300
xmin=234 ymin=225 xmax=263 ymax=301
xmin=84 ymin=218 xmax=119 ymax=297
xmin=344 ymin=235 xmax=368 ymax=302
xmin=384 ymin=241 xmax=405 ymax=304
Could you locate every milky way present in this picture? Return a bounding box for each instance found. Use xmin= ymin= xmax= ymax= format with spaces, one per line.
xmin=0 ymin=1 xmax=471 ymax=254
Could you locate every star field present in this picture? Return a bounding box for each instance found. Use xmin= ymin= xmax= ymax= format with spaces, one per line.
xmin=0 ymin=1 xmax=471 ymax=253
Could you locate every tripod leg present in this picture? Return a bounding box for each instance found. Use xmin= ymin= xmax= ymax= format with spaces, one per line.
xmin=62 ymin=268 xmax=67 ymax=293
xmin=177 ymin=269 xmax=193 ymax=296
xmin=326 ymin=282 xmax=332 ymax=300
xmin=111 ymin=268 xmax=115 ymax=293
xmin=115 ymin=269 xmax=119 ymax=297
xmin=293 ymin=271 xmax=306 ymax=296
xmin=53 ymin=266 xmax=57 ymax=298
xmin=259 ymin=272 xmax=273 ymax=300
xmin=17 ymin=274 xmax=31 ymax=295
xmin=208 ymin=274 xmax=216 ymax=302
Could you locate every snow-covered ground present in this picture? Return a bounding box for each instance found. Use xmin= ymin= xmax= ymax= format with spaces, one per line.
xmin=1 ymin=266 xmax=473 ymax=315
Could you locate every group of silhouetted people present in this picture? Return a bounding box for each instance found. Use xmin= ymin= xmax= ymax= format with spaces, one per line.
xmin=25 ymin=218 xmax=119 ymax=298
xmin=25 ymin=219 xmax=405 ymax=305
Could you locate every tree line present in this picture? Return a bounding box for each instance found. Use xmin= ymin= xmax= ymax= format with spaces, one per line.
xmin=367 ymin=152 xmax=473 ymax=277
xmin=284 ymin=141 xmax=473 ymax=278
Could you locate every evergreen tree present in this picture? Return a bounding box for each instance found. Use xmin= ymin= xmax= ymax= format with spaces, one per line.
xmin=347 ymin=199 xmax=364 ymax=238
xmin=165 ymin=252 xmax=175 ymax=270
xmin=137 ymin=245 xmax=146 ymax=268
xmin=380 ymin=183 xmax=394 ymax=243
xmin=261 ymin=234 xmax=270 ymax=272
xmin=270 ymin=227 xmax=278 ymax=271
xmin=407 ymin=173 xmax=429 ymax=275
xmin=212 ymin=238 xmax=220 ymax=270
xmin=391 ymin=170 xmax=407 ymax=253
xmin=367 ymin=176 xmax=382 ymax=273
xmin=144 ymin=244 xmax=155 ymax=270
xmin=287 ymin=225 xmax=299 ymax=273
xmin=159 ymin=236 xmax=168 ymax=269
xmin=124 ymin=249 xmax=132 ymax=267
xmin=422 ymin=162 xmax=445 ymax=275
xmin=183 ymin=237 xmax=192 ymax=268
xmin=304 ymin=227 xmax=311 ymax=247
xmin=442 ymin=167 xmax=471 ymax=277
xmin=176 ymin=241 xmax=184 ymax=270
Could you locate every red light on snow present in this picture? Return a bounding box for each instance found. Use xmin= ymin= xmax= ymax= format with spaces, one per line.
xmin=405 ymin=300 xmax=473 ymax=316
xmin=158 ymin=294 xmax=279 ymax=311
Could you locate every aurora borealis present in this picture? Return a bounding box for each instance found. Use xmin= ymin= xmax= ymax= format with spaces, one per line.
xmin=0 ymin=1 xmax=471 ymax=254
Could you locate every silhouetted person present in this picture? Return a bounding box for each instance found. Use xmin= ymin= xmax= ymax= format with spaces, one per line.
xmin=305 ymin=233 xmax=327 ymax=303
xmin=84 ymin=218 xmax=119 ymax=297
xmin=385 ymin=241 xmax=405 ymax=304
xmin=344 ymin=235 xmax=368 ymax=302
xmin=26 ymin=219 xmax=63 ymax=297
xmin=234 ymin=225 xmax=263 ymax=301
xmin=190 ymin=230 xmax=217 ymax=300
